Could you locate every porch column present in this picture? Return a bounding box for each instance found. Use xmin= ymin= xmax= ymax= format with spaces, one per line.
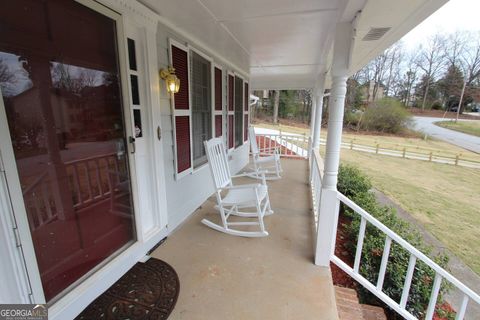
xmin=311 ymin=83 xmax=325 ymax=150
xmin=315 ymin=22 xmax=352 ymax=266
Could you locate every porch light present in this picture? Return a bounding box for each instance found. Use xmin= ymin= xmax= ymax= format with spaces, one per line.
xmin=159 ymin=66 xmax=180 ymax=94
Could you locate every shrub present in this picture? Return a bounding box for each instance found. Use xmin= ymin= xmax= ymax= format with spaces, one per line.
xmin=431 ymin=101 xmax=443 ymax=110
xmin=338 ymin=164 xmax=450 ymax=318
xmin=344 ymin=109 xmax=363 ymax=129
xmin=361 ymin=98 xmax=412 ymax=134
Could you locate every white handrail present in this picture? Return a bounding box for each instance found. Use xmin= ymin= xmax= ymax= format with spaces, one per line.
xmin=255 ymin=133 xmax=309 ymax=158
xmin=308 ymin=150 xmax=480 ymax=319
xmin=336 ymin=192 xmax=480 ymax=306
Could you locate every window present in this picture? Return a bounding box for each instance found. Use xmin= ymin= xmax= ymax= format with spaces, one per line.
xmin=190 ymin=51 xmax=212 ymax=167
xmin=234 ymin=76 xmax=244 ymax=148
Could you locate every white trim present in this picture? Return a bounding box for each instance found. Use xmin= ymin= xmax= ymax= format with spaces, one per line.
xmin=141 ymin=25 xmax=169 ymax=232
xmin=0 ymin=96 xmax=36 ymax=304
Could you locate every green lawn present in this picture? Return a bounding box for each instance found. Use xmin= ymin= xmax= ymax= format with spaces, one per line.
xmin=256 ymin=120 xmax=480 ymax=272
xmin=336 ymin=148 xmax=480 ymax=274
xmin=435 ymin=120 xmax=480 ymax=137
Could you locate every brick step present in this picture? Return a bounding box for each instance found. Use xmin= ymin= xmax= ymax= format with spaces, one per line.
xmin=361 ymin=304 xmax=387 ymax=320
xmin=334 ymin=286 xmax=387 ymax=320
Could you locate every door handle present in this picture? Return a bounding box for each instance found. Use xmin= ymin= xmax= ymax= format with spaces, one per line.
xmin=129 ymin=136 xmax=136 ymax=154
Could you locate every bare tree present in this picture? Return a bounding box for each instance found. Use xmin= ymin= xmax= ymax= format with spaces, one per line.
xmin=273 ymin=90 xmax=279 ymax=124
xmin=416 ymin=34 xmax=446 ymax=111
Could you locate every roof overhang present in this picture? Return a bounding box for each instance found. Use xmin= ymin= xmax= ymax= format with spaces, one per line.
xmin=138 ymin=0 xmax=449 ymax=90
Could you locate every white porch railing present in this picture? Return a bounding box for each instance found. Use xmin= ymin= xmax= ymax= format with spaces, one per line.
xmin=309 ymin=149 xmax=480 ymax=320
xmin=255 ymin=132 xmax=309 ymax=158
xmin=22 ymin=152 xmax=124 ymax=230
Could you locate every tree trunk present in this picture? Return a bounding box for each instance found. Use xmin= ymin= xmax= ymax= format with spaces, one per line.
xmin=421 ymin=80 xmax=430 ymax=111
xmin=273 ymin=90 xmax=280 ymax=124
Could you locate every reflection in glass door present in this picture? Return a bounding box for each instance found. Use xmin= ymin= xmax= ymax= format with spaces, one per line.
xmin=0 ymin=0 xmax=135 ymax=301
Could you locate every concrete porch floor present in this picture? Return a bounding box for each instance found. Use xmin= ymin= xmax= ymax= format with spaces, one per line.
xmin=151 ymin=159 xmax=338 ymax=319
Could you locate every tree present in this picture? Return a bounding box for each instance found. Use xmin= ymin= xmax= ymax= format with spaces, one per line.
xmin=416 ymin=34 xmax=446 ymax=110
xmin=438 ymin=64 xmax=464 ymax=110
xmin=415 ymin=74 xmax=439 ymax=108
xmin=273 ymin=90 xmax=279 ymax=124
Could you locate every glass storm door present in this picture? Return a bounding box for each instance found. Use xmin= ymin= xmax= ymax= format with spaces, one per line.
xmin=0 ymin=0 xmax=136 ymax=301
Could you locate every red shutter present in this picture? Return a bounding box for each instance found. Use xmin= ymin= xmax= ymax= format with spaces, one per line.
xmin=228 ymin=74 xmax=234 ymax=111
xmin=228 ymin=115 xmax=234 ymax=149
xmin=175 ymin=116 xmax=191 ymax=173
xmin=171 ymin=43 xmax=191 ymax=175
xmin=244 ymin=114 xmax=248 ymax=141
xmin=244 ymin=82 xmax=249 ymax=111
xmin=215 ymin=67 xmax=222 ymax=111
xmin=172 ymin=45 xmax=189 ymax=110
xmin=215 ymin=115 xmax=222 ymax=137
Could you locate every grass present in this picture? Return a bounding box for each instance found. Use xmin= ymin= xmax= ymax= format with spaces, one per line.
xmin=435 ymin=120 xmax=480 ymax=137
xmin=336 ymin=148 xmax=480 ymax=274
xmin=254 ymin=121 xmax=480 ymax=273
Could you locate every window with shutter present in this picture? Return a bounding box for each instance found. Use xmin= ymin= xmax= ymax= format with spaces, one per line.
xmin=234 ymin=76 xmax=243 ymax=148
xmin=170 ymin=41 xmax=192 ymax=177
xmin=214 ymin=66 xmax=223 ymax=138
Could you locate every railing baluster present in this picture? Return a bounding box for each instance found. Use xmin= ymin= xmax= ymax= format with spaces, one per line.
xmin=400 ymin=254 xmax=417 ymax=309
xmin=95 ymin=159 xmax=103 ymax=197
xmin=456 ymin=294 xmax=469 ymax=320
xmin=84 ymin=162 xmax=94 ymax=201
xmin=353 ymin=217 xmax=367 ymax=273
xmin=425 ymin=273 xmax=442 ymax=320
xmin=40 ymin=180 xmax=53 ymax=220
xmin=376 ymin=236 xmax=392 ymax=291
xmin=72 ymin=165 xmax=82 ymax=205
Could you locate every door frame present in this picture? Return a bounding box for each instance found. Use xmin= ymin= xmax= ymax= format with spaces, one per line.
xmin=0 ymin=0 xmax=168 ymax=311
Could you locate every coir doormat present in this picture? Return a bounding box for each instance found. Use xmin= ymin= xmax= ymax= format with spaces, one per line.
xmin=76 ymin=258 xmax=180 ymax=320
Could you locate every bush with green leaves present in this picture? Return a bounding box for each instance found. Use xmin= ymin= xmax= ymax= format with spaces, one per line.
xmin=337 ymin=164 xmax=450 ymax=318
xmin=361 ymin=98 xmax=412 ymax=134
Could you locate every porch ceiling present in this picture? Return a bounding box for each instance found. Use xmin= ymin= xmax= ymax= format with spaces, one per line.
xmin=138 ymin=0 xmax=448 ymax=90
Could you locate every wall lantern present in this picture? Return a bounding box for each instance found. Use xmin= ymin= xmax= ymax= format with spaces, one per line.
xmin=159 ymin=66 xmax=180 ymax=94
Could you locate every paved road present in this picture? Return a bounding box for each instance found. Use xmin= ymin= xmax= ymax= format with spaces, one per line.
xmin=413 ymin=116 xmax=480 ymax=153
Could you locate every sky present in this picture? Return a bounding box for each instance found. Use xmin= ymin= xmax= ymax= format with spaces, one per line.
xmin=401 ymin=0 xmax=480 ymax=50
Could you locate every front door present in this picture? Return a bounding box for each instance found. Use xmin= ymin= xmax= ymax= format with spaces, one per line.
xmin=0 ymin=0 xmax=136 ymax=302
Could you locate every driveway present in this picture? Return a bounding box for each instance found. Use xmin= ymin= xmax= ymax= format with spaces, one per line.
xmin=413 ymin=117 xmax=480 ymax=153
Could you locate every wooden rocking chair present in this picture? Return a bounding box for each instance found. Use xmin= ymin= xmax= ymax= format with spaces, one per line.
xmin=248 ymin=126 xmax=283 ymax=180
xmin=202 ymin=137 xmax=273 ymax=237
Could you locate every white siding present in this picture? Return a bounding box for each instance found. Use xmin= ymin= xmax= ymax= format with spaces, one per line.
xmin=156 ymin=23 xmax=250 ymax=231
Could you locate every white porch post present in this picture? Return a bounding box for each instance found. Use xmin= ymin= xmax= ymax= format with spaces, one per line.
xmin=311 ymin=76 xmax=326 ymax=151
xmin=315 ymin=22 xmax=353 ymax=266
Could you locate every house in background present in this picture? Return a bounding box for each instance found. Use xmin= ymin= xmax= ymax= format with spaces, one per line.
xmin=1 ymin=0 xmax=478 ymax=319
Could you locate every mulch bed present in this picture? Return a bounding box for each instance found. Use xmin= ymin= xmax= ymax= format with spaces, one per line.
xmin=76 ymin=258 xmax=180 ymax=320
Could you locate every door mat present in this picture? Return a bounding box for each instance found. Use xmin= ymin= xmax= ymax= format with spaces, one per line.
xmin=76 ymin=258 xmax=180 ymax=320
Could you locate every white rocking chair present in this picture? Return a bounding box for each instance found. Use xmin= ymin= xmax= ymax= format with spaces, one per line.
xmin=202 ymin=137 xmax=273 ymax=237
xmin=248 ymin=126 xmax=283 ymax=180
